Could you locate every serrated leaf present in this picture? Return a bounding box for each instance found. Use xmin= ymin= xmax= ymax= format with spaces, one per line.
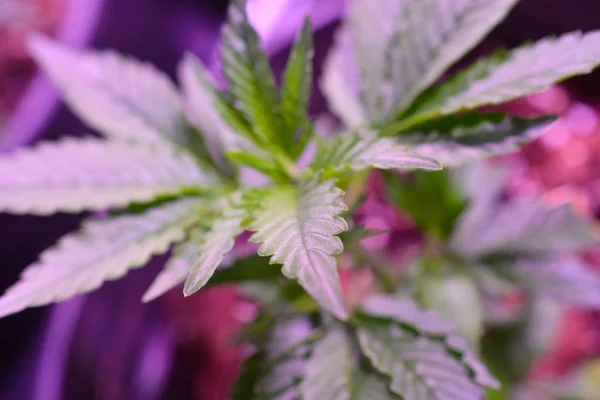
xmin=397 ymin=115 xmax=555 ymax=168
xmin=353 ymin=371 xmax=399 ymax=400
xmin=142 ymin=238 xmax=200 ymax=303
xmin=280 ymin=17 xmax=314 ymax=155
xmin=0 ymin=138 xmax=216 ymax=214
xmin=410 ymin=30 xmax=600 ymax=119
xmin=221 ymin=0 xmax=282 ymax=146
xmin=300 ymin=327 xmax=352 ymax=400
xmin=183 ymin=194 xmax=248 ymax=296
xmin=320 ymin=28 xmax=367 ymax=128
xmin=497 ymin=255 xmax=600 ymax=308
xmin=178 ymin=52 xmax=248 ymax=167
xmin=346 ymin=0 xmax=519 ymax=118
xmin=0 ymin=199 xmax=202 ymax=318
xmin=29 ymin=35 xmax=184 ymax=144
xmin=451 ymin=192 xmax=599 ymax=258
xmin=362 ymin=295 xmax=499 ymax=389
xmin=312 ymin=130 xmax=441 ymax=175
xmin=248 ymin=178 xmax=349 ymax=320
xmin=358 ymin=324 xmax=485 ymax=400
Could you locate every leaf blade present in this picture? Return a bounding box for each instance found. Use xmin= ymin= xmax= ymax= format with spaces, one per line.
xmin=0 ymin=138 xmax=216 ymax=214
xmin=0 ymin=199 xmax=203 ymax=318
xmin=248 ymin=179 xmax=349 ymax=319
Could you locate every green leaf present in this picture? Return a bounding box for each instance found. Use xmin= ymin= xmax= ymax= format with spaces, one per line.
xmin=0 ymin=138 xmax=216 ymax=214
xmin=280 ymin=17 xmax=314 ymax=155
xmin=357 ymin=323 xmax=485 ymax=400
xmin=346 ymin=0 xmax=520 ymax=118
xmin=183 ymin=194 xmax=248 ymax=296
xmin=353 ymin=371 xmax=399 ymax=399
xmin=178 ymin=52 xmax=249 ymax=167
xmin=300 ymin=327 xmax=353 ymax=399
xmin=311 ymin=130 xmax=441 ymax=176
xmin=408 ymin=30 xmax=600 ymax=120
xmin=248 ymin=178 xmax=349 ymax=320
xmin=221 ymin=0 xmax=282 ymax=147
xmin=208 ymin=255 xmax=280 ymax=286
xmin=451 ymin=189 xmax=599 ymax=258
xmin=396 ymin=115 xmax=555 ymax=168
xmin=29 ymin=35 xmax=185 ymax=144
xmin=361 ymin=294 xmax=500 ymax=390
xmin=0 ymin=199 xmax=203 ymax=318
xmin=493 ymin=255 xmax=600 ymax=308
xmin=320 ymin=28 xmax=367 ymax=128
xmin=142 ymin=236 xmax=200 ymax=303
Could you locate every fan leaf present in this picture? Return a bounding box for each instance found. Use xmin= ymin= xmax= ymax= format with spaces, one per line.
xmin=300 ymin=327 xmax=353 ymax=400
xmin=248 ymin=178 xmax=349 ymax=319
xmin=221 ymin=0 xmax=282 ymax=147
xmin=0 ymin=199 xmax=203 ymax=318
xmin=280 ymin=17 xmax=314 ymax=155
xmin=312 ymin=130 xmax=441 ymax=175
xmin=29 ymin=35 xmax=184 ymax=144
xmin=0 ymin=138 xmax=216 ymax=214
xmin=346 ymin=0 xmax=519 ymax=118
xmin=183 ymin=194 xmax=248 ymax=296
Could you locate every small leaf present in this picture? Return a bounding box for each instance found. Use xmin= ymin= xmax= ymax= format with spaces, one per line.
xmin=320 ymin=28 xmax=367 ymax=128
xmin=142 ymin=237 xmax=201 ymax=303
xmin=248 ymin=178 xmax=349 ymax=320
xmin=0 ymin=199 xmax=203 ymax=318
xmin=178 ymin=52 xmax=248 ymax=167
xmin=300 ymin=327 xmax=353 ymax=400
xmin=409 ymin=30 xmax=600 ymax=119
xmin=451 ymin=190 xmax=599 ymax=257
xmin=0 ymin=138 xmax=216 ymax=214
xmin=29 ymin=35 xmax=184 ymax=144
xmin=221 ymin=0 xmax=282 ymax=147
xmin=346 ymin=0 xmax=520 ymax=118
xmin=361 ymin=295 xmax=500 ymax=389
xmin=396 ymin=115 xmax=555 ymax=168
xmin=358 ymin=324 xmax=485 ymax=400
xmin=495 ymin=255 xmax=600 ymax=308
xmin=280 ymin=17 xmax=314 ymax=155
xmin=183 ymin=194 xmax=248 ymax=296
xmin=311 ymin=130 xmax=441 ymax=175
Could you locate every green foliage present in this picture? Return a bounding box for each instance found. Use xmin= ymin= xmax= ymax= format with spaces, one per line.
xmin=4 ymin=0 xmax=600 ymax=397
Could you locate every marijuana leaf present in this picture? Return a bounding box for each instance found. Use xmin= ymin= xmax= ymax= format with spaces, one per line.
xmin=0 ymin=138 xmax=216 ymax=214
xmin=408 ymin=30 xmax=600 ymax=121
xmin=396 ymin=115 xmax=555 ymax=168
xmin=221 ymin=0 xmax=282 ymax=147
xmin=346 ymin=0 xmax=520 ymax=118
xmin=300 ymin=327 xmax=353 ymax=399
xmin=248 ymin=178 xmax=349 ymax=319
xmin=183 ymin=194 xmax=248 ymax=296
xmin=280 ymin=17 xmax=314 ymax=155
xmin=311 ymin=130 xmax=441 ymax=176
xmin=0 ymin=199 xmax=203 ymax=318
xmin=353 ymin=371 xmax=399 ymax=399
xmin=29 ymin=35 xmax=185 ymax=144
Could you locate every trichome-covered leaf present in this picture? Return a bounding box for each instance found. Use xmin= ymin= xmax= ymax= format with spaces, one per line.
xmin=346 ymin=0 xmax=520 ymax=118
xmin=0 ymin=199 xmax=203 ymax=318
xmin=311 ymin=130 xmax=441 ymax=175
xmin=220 ymin=0 xmax=282 ymax=147
xmin=29 ymin=35 xmax=185 ymax=144
xmin=0 ymin=138 xmax=216 ymax=214
xmin=248 ymin=178 xmax=349 ymax=319
xmin=300 ymin=327 xmax=353 ymax=399
xmin=183 ymin=194 xmax=248 ymax=296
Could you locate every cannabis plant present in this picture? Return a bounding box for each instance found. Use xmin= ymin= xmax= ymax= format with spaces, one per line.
xmin=2 ymin=0 xmax=600 ymax=398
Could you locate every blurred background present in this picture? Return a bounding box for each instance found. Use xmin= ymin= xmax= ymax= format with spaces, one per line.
xmin=2 ymin=0 xmax=600 ymax=399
